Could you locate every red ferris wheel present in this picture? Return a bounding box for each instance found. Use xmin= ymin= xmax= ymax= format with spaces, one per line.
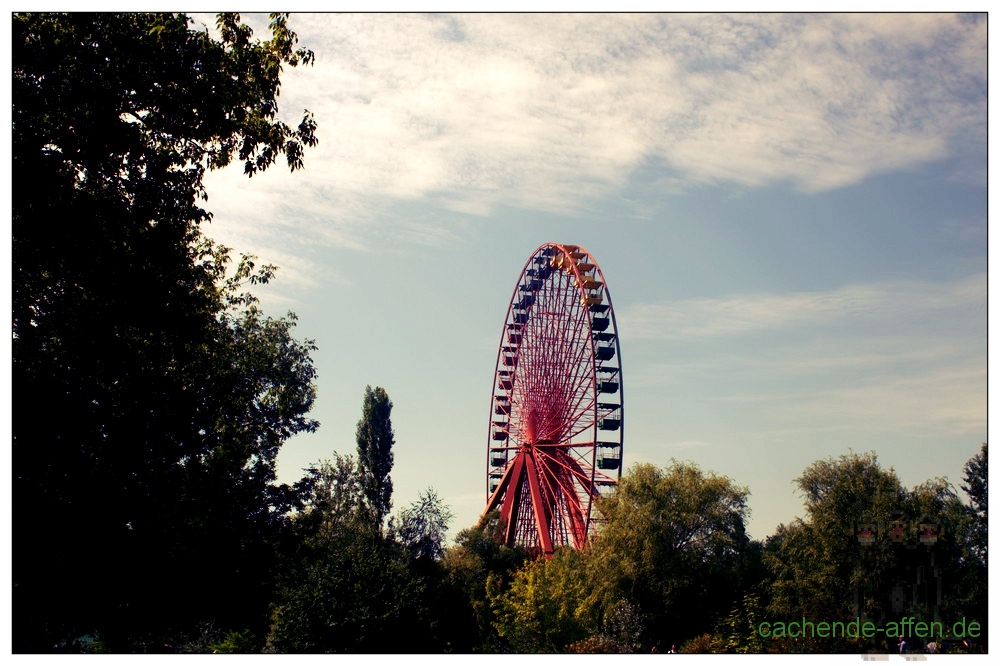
xmin=482 ymin=242 xmax=624 ymax=557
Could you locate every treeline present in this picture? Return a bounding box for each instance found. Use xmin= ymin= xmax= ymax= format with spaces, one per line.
xmin=483 ymin=446 xmax=988 ymax=654
xmin=235 ymin=443 xmax=991 ymax=654
xmin=11 ymin=12 xmax=988 ymax=654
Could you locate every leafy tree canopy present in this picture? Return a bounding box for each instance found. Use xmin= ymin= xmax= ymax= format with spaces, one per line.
xmin=392 ymin=488 xmax=454 ymax=561
xmin=439 ymin=512 xmax=531 ymax=651
xmin=590 ymin=461 xmax=752 ymax=645
xmin=269 ymin=455 xmax=452 ymax=653
xmin=962 ymin=442 xmax=987 ymax=565
xmin=12 ymin=12 xmax=319 ymax=651
xmin=764 ymin=452 xmax=981 ymax=653
xmin=490 ymin=547 xmax=599 ymax=652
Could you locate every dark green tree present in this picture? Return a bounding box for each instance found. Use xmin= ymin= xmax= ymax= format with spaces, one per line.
xmin=287 ymin=454 xmax=370 ymax=547
xmin=489 ymin=546 xmax=600 ymax=652
xmin=764 ymin=453 xmax=906 ymax=652
xmin=268 ymin=455 xmax=446 ymax=653
xmin=356 ymin=385 xmax=396 ymax=532
xmin=12 ymin=12 xmax=318 ymax=651
xmin=392 ymin=488 xmax=454 ymax=561
xmin=957 ymin=443 xmax=987 ymax=645
xmin=439 ymin=512 xmax=531 ymax=651
xmin=962 ymin=442 xmax=987 ymax=566
xmin=479 ymin=462 xmax=755 ymax=653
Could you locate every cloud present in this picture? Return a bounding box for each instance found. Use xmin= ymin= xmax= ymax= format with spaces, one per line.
xmin=620 ymin=272 xmax=985 ymax=341
xmin=199 ymin=13 xmax=985 ymax=262
xmin=792 ymin=364 xmax=986 ymax=438
xmin=622 ymin=272 xmax=986 ymax=439
xmin=284 ymin=13 xmax=983 ymax=199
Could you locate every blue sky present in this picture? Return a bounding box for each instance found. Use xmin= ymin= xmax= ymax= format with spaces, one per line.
xmin=196 ymin=12 xmax=987 ymax=541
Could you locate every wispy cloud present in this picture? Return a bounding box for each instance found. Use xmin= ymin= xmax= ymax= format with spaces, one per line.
xmin=278 ymin=13 xmax=984 ymax=202
xmin=620 ymin=272 xmax=984 ymax=341
xmin=199 ymin=13 xmax=985 ymax=274
xmin=623 ymin=273 xmax=985 ymax=439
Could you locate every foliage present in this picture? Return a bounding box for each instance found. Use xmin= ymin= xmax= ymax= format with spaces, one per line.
xmin=489 ymin=546 xmax=600 ymax=652
xmin=290 ymin=454 xmax=368 ymax=541
xmin=701 ymin=593 xmax=770 ymax=654
xmin=680 ymin=633 xmax=722 ymax=653
xmin=439 ymin=512 xmax=531 ymax=651
xmin=564 ymin=636 xmax=620 ymax=653
xmin=764 ymin=452 xmax=906 ymax=652
xmin=590 ymin=461 xmax=753 ymax=649
xmin=962 ymin=442 xmax=987 ymax=565
xmin=268 ymin=453 xmax=450 ymax=653
xmin=482 ymin=461 xmax=755 ymax=653
xmin=266 ymin=393 xmax=459 ymax=652
xmin=902 ymin=477 xmax=974 ymax=624
xmin=957 ymin=443 xmax=988 ymax=639
xmin=392 ymin=488 xmax=454 ymax=561
xmin=266 ymin=530 xmax=428 ymax=652
xmin=209 ymin=629 xmax=259 ymax=654
xmin=356 ymin=385 xmax=396 ymax=532
xmin=600 ymin=599 xmax=646 ymax=652
xmin=764 ymin=451 xmax=986 ymax=653
xmin=560 ymin=600 xmax=647 ymax=653
xmin=12 ymin=11 xmax=318 ymax=651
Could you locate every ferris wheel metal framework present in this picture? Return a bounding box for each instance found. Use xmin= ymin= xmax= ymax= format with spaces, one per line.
xmin=482 ymin=242 xmax=624 ymax=557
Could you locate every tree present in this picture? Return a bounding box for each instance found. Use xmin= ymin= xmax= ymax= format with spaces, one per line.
xmin=392 ymin=488 xmax=454 ymax=561
xmin=268 ymin=455 xmax=400 ymax=652
xmin=958 ymin=443 xmax=987 ymax=643
xmin=267 ymin=523 xmax=427 ymax=652
xmin=764 ymin=453 xmax=906 ymax=652
xmin=589 ymin=461 xmax=753 ymax=649
xmin=490 ymin=547 xmax=600 ymax=652
xmin=962 ymin=443 xmax=987 ymax=566
xmin=288 ymin=454 xmax=369 ymax=545
xmin=764 ymin=452 xmax=979 ymax=653
xmin=12 ymin=12 xmax=318 ymax=651
xmin=267 ymin=455 xmax=448 ymax=653
xmin=356 ymin=385 xmax=396 ymax=532
xmin=439 ymin=512 xmax=531 ymax=651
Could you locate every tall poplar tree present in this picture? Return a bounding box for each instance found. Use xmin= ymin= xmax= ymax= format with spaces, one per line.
xmin=356 ymin=385 xmax=396 ymax=533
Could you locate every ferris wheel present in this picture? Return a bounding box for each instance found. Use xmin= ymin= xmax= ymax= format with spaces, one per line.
xmin=482 ymin=242 xmax=624 ymax=557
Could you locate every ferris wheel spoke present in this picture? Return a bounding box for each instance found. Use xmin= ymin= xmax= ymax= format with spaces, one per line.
xmin=537 ymin=446 xmax=596 ymax=493
xmin=491 ymin=452 xmax=526 ymax=530
xmin=563 ymin=453 xmax=600 ymax=539
xmin=535 ymin=451 xmax=586 ymax=548
xmin=529 ymin=270 xmax=590 ymax=439
xmin=538 ymin=450 xmax=589 ymax=524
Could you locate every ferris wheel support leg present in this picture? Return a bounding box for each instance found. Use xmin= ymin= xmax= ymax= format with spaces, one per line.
xmin=483 ymin=455 xmax=516 ymax=516
xmin=524 ymin=453 xmax=555 ymax=558
xmin=499 ymin=454 xmax=526 ymax=545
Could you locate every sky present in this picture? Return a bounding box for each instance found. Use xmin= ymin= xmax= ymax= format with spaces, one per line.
xmin=193 ymin=12 xmax=987 ymax=542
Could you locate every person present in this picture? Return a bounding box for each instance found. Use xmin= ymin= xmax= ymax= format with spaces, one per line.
xmin=668 ymin=645 xmax=678 ymax=654
xmin=898 ymin=637 xmax=907 ymax=654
